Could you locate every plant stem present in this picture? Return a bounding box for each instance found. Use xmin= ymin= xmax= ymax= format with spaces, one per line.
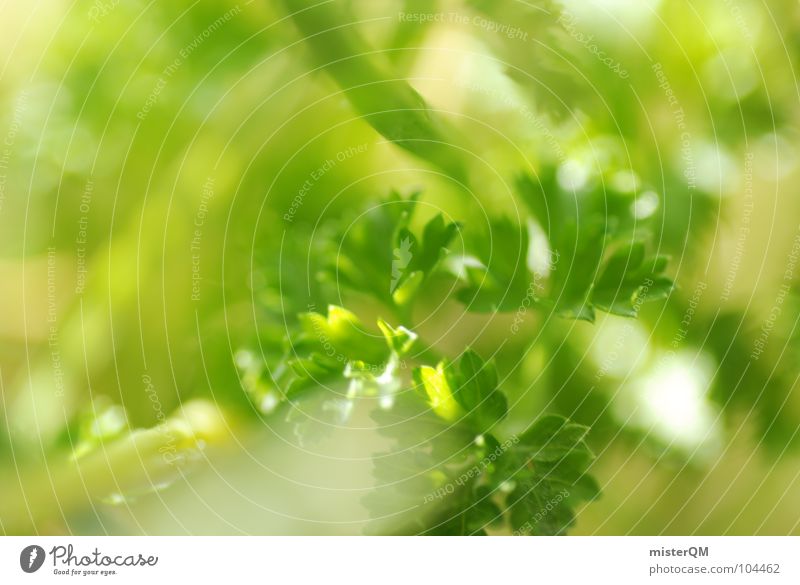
xmin=280 ymin=0 xmax=468 ymax=182
xmin=0 ymin=400 xmax=228 ymax=534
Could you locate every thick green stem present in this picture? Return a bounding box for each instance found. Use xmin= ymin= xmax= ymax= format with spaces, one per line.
xmin=281 ymin=0 xmax=468 ymax=182
xmin=0 ymin=400 xmax=228 ymax=534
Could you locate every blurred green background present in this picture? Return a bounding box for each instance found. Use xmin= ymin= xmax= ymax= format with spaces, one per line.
xmin=1 ymin=0 xmax=799 ymax=535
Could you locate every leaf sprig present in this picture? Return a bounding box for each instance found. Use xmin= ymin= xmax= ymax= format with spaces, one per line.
xmin=239 ymin=173 xmax=671 ymax=532
xmin=367 ymin=349 xmax=598 ymax=535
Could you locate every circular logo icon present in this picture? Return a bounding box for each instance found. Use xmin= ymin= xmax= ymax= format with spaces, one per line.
xmin=20 ymin=545 xmax=46 ymax=573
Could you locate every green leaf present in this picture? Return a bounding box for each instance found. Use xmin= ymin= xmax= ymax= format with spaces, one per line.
xmin=447 ymin=350 xmax=508 ymax=431
xmin=508 ymin=422 xmax=599 ymax=535
xmin=392 ymin=214 xmax=460 ymax=304
xmin=366 ymin=383 xmax=599 ymax=535
xmin=535 ymin=454 xmax=602 ymax=502
xmin=455 ymin=216 xmax=532 ymax=312
xmin=549 ymin=219 xmax=605 ymax=322
xmin=591 ymin=245 xmax=673 ymax=316
xmin=424 ymin=485 xmax=504 ymax=535
xmin=391 ymin=270 xmax=424 ymax=306
xmin=297 ymin=305 xmax=387 ymax=365
xmin=516 ymin=171 xmax=560 ymax=240
xmin=326 ymin=191 xmax=418 ymax=303
xmin=508 ymin=475 xmax=577 ymax=535
xmin=414 ymin=363 xmax=464 ymax=422
xmin=324 ymin=192 xmax=458 ymax=311
xmin=516 ymin=171 xmax=672 ymax=321
xmin=410 ymin=213 xmax=462 ymax=276
xmin=377 ymin=318 xmax=418 ymax=356
xmin=519 ymin=415 xmax=592 ymax=462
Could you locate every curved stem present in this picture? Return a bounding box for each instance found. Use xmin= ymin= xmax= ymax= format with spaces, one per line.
xmin=0 ymin=400 xmax=228 ymax=534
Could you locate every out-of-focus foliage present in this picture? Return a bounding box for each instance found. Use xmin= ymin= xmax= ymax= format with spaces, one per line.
xmin=1 ymin=0 xmax=800 ymax=535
